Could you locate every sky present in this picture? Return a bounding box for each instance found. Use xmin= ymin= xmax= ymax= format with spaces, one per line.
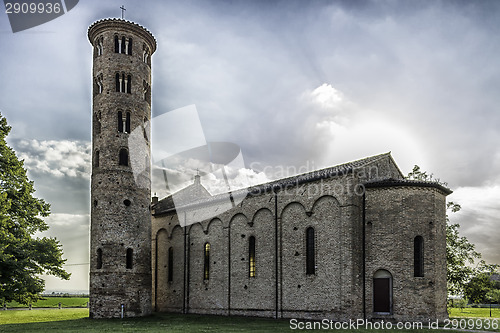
xmin=1 ymin=0 xmax=499 ymax=293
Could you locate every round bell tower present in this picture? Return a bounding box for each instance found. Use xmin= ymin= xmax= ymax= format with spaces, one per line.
xmin=88 ymin=18 xmax=156 ymax=319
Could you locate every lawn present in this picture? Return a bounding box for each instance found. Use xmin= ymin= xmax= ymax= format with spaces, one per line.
xmin=450 ymin=306 xmax=500 ymax=318
xmin=5 ymin=297 xmax=89 ymax=308
xmin=0 ymin=308 xmax=498 ymax=332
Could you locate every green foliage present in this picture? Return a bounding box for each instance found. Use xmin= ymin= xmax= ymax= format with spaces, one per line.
xmin=407 ymin=165 xmax=448 ymax=186
xmin=0 ymin=114 xmax=70 ymax=305
xmin=465 ymin=272 xmax=498 ymax=304
xmin=487 ymin=289 xmax=500 ymax=304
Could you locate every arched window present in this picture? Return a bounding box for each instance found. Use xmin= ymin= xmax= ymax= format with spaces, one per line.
xmin=93 ymin=112 xmax=101 ymax=135
xmin=94 ymin=75 xmax=103 ymax=96
xmin=126 ymin=248 xmax=133 ymax=269
xmin=98 ymin=37 xmax=103 ymax=56
xmin=115 ymin=73 xmax=120 ymax=92
xmin=117 ymin=111 xmax=123 ymax=132
xmin=121 ymin=36 xmax=126 ymax=53
xmin=414 ymin=236 xmax=424 ymax=277
xmin=249 ymin=236 xmax=256 ymax=277
xmin=373 ymin=269 xmax=392 ymax=314
xmin=96 ymin=248 xmax=102 ymax=269
xmin=204 ymin=242 xmax=210 ymax=280
xmin=114 ymin=35 xmax=119 ymax=53
xmin=94 ymin=150 xmax=99 ymax=168
xmin=119 ymin=148 xmax=128 ymax=166
xmin=306 ymin=227 xmax=315 ymax=275
xmin=128 ymin=38 xmax=133 ymax=55
xmin=143 ymin=80 xmax=151 ymax=105
xmin=168 ymin=247 xmax=173 ymax=282
xmin=126 ymin=75 xmax=131 ymax=94
xmin=121 ymin=74 xmax=126 ymax=93
xmin=125 ymin=112 xmax=131 ymax=133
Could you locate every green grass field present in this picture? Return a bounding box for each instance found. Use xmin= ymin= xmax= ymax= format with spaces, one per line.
xmin=450 ymin=306 xmax=500 ymax=318
xmin=5 ymin=297 xmax=89 ymax=308
xmin=0 ymin=308 xmax=499 ymax=332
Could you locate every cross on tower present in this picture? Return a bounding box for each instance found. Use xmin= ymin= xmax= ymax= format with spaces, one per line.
xmin=120 ymin=5 xmax=126 ymax=19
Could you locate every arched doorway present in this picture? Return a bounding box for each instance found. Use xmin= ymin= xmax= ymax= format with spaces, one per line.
xmin=373 ymin=269 xmax=392 ymax=314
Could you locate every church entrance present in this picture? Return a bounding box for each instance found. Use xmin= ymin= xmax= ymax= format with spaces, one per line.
xmin=373 ymin=269 xmax=392 ymax=314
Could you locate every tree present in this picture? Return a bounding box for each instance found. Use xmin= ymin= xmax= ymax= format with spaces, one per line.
xmin=407 ymin=165 xmax=498 ymax=296
xmin=486 ymin=289 xmax=500 ymax=304
xmin=0 ymin=114 xmax=70 ymax=305
xmin=464 ymin=272 xmax=497 ymax=304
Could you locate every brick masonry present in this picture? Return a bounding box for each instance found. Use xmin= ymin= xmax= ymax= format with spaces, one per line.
xmin=88 ymin=19 xmax=450 ymax=323
xmin=152 ymin=153 xmax=451 ymax=322
xmin=88 ymin=19 xmax=156 ymax=319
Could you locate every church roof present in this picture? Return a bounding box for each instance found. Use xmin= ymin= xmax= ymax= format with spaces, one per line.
xmin=364 ymin=178 xmax=453 ymax=195
xmin=153 ymin=152 xmax=402 ymax=215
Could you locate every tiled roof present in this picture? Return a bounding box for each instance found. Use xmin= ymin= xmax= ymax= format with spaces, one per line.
xmin=364 ymin=178 xmax=453 ymax=195
xmin=153 ymin=152 xmax=395 ymax=215
xmin=88 ymin=18 xmax=157 ymax=53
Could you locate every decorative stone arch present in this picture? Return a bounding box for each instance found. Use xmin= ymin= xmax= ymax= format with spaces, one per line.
xmin=373 ymin=269 xmax=393 ymax=314
xmin=280 ymin=201 xmax=307 ymax=220
xmin=169 ymin=225 xmax=183 ymax=240
xmin=207 ymin=218 xmax=223 ymax=234
xmin=250 ymin=208 xmax=272 ymax=227
xmin=187 ymin=222 xmax=204 ymax=237
xmin=310 ymin=194 xmax=340 ymax=214
xmin=229 ymin=213 xmax=248 ymax=228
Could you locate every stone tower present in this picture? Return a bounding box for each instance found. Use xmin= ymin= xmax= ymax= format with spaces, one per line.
xmin=88 ymin=19 xmax=156 ymax=319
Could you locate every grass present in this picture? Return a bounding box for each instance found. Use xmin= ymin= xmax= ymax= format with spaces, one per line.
xmin=450 ymin=306 xmax=500 ymax=318
xmin=0 ymin=308 xmax=498 ymax=332
xmin=5 ymin=297 xmax=89 ymax=308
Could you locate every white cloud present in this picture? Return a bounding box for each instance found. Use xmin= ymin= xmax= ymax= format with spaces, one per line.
xmin=15 ymin=139 xmax=91 ymax=179
xmin=310 ymin=83 xmax=344 ymax=109
xmin=448 ymin=185 xmax=500 ymax=265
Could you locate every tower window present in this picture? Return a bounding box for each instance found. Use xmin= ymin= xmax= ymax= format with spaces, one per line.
xmin=94 ymin=74 xmax=103 ymax=95
xmin=96 ymin=248 xmax=102 ymax=269
xmin=95 ymin=36 xmax=103 ymax=57
xmin=119 ymin=148 xmax=129 ymax=166
xmin=121 ymin=74 xmax=126 ymax=93
xmin=306 ymin=227 xmax=315 ymax=275
xmin=128 ymin=38 xmax=133 ymax=55
xmin=117 ymin=111 xmax=123 ymax=132
xmin=125 ymin=112 xmax=131 ymax=133
xmin=115 ymin=73 xmax=120 ymax=92
xmin=94 ymin=150 xmax=99 ymax=167
xmin=114 ymin=35 xmax=119 ymax=53
xmin=142 ymin=44 xmax=150 ymax=65
xmin=204 ymin=242 xmax=210 ymax=280
xmin=93 ymin=112 xmax=101 ymax=135
xmin=126 ymin=75 xmax=131 ymax=94
xmin=168 ymin=247 xmax=173 ymax=282
xmin=414 ymin=236 xmax=424 ymax=277
xmin=126 ymin=248 xmax=133 ymax=269
xmin=143 ymin=80 xmax=151 ymax=105
xmin=249 ymin=236 xmax=256 ymax=278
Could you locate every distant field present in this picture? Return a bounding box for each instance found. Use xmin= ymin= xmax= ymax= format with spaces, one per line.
xmin=5 ymin=297 xmax=89 ymax=308
xmin=1 ymin=308 xmax=497 ymax=333
xmin=450 ymin=306 xmax=500 ymax=318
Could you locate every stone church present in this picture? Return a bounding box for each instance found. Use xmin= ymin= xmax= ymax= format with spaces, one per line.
xmin=88 ymin=19 xmax=451 ymax=322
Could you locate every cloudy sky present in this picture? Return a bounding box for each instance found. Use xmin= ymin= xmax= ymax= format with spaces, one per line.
xmin=1 ymin=0 xmax=499 ymax=292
